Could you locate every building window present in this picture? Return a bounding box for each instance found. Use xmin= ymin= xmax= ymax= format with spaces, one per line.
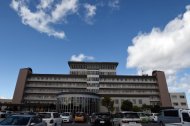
xmin=180 ymin=95 xmax=185 ymax=99
xmin=172 ymin=95 xmax=177 ymax=99
xmin=173 ymin=102 xmax=178 ymax=106
xmin=132 ymin=99 xmax=136 ymax=104
xmin=139 ymin=99 xmax=142 ymax=104
xmin=181 ymin=102 xmax=187 ymax=106
xmin=182 ymin=113 xmax=190 ymax=122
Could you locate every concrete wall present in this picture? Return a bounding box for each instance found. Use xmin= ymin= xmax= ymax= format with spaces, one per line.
xmin=170 ymin=92 xmax=188 ymax=109
xmin=12 ymin=68 xmax=32 ymax=104
xmin=152 ymin=71 xmax=172 ymax=107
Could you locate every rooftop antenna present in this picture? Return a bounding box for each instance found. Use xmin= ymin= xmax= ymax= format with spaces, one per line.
xmin=141 ymin=68 xmax=148 ymax=76
xmin=141 ymin=68 xmax=144 ymax=75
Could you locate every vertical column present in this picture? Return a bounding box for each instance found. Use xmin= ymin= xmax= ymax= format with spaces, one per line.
xmin=69 ymin=97 xmax=71 ymax=112
xmin=152 ymin=71 xmax=172 ymax=107
xmin=13 ymin=68 xmax=32 ymax=104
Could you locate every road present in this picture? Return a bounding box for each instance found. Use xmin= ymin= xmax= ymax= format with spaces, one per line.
xmin=0 ymin=119 xmax=160 ymax=126
xmin=63 ymin=122 xmax=160 ymax=126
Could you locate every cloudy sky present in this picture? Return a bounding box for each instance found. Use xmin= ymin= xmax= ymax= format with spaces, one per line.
xmin=1 ymin=0 xmax=190 ymax=106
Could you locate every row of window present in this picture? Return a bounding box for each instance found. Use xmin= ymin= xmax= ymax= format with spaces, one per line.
xmin=26 ymin=82 xmax=87 ymax=88
xmin=70 ymin=71 xmax=116 ymax=75
xmin=25 ymin=89 xmax=86 ymax=93
xmin=87 ymin=83 xmax=99 ymax=87
xmin=28 ymin=77 xmax=86 ymax=81
xmin=87 ymin=77 xmax=99 ymax=81
xmin=70 ymin=64 xmax=116 ymax=69
xmin=86 ymin=89 xmax=99 ymax=93
xmin=171 ymin=95 xmax=185 ymax=99
xmin=26 ymin=82 xmax=157 ymax=89
xmin=28 ymin=76 xmax=156 ymax=83
xmin=114 ymin=99 xmax=143 ymax=105
xmin=99 ymin=90 xmax=159 ymax=94
xmin=173 ymin=102 xmax=187 ymax=106
xmin=24 ymin=95 xmax=56 ymax=99
xmin=25 ymin=101 xmax=56 ymax=104
xmin=25 ymin=88 xmax=158 ymax=94
xmin=100 ymin=84 xmax=158 ymax=88
xmin=101 ymin=78 xmax=156 ymax=83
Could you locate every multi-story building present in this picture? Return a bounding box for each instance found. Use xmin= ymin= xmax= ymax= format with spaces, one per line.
xmin=170 ymin=92 xmax=188 ymax=109
xmin=12 ymin=61 xmax=172 ymax=112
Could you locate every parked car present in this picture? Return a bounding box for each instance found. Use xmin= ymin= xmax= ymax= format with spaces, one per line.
xmin=137 ymin=112 xmax=150 ymax=123
xmin=0 ymin=114 xmax=46 ymax=126
xmin=60 ymin=112 xmax=73 ymax=123
xmin=90 ymin=112 xmax=112 ymax=126
xmin=0 ymin=112 xmax=6 ymax=119
xmin=0 ymin=111 xmax=14 ymax=119
xmin=38 ymin=112 xmax=62 ymax=126
xmin=112 ymin=111 xmax=142 ymax=126
xmin=158 ymin=109 xmax=190 ymax=126
xmin=149 ymin=113 xmax=158 ymax=122
xmin=74 ymin=112 xmax=86 ymax=123
xmin=19 ymin=111 xmax=36 ymax=115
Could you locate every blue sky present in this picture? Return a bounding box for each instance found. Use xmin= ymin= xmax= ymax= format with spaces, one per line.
xmin=0 ymin=0 xmax=190 ymax=106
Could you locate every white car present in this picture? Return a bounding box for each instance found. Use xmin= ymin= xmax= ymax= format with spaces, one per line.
xmin=158 ymin=109 xmax=190 ymax=126
xmin=38 ymin=112 xmax=62 ymax=126
xmin=113 ymin=111 xmax=142 ymax=126
xmin=137 ymin=112 xmax=150 ymax=123
xmin=60 ymin=112 xmax=73 ymax=123
xmin=149 ymin=113 xmax=158 ymax=122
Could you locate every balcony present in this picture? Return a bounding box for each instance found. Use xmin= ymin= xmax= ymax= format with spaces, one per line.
xmin=26 ymin=84 xmax=86 ymax=88
xmin=98 ymin=90 xmax=159 ymax=95
xmin=24 ymin=97 xmax=56 ymax=101
xmin=99 ymin=85 xmax=158 ymax=89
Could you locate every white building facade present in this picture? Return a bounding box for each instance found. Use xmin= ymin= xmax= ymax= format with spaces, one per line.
xmin=170 ymin=92 xmax=188 ymax=109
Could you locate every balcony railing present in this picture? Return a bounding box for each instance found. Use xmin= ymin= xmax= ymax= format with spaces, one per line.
xmin=26 ymin=84 xmax=86 ymax=88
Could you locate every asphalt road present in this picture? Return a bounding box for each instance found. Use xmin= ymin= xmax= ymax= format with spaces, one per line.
xmin=0 ymin=118 xmax=160 ymax=126
xmin=63 ymin=122 xmax=160 ymax=126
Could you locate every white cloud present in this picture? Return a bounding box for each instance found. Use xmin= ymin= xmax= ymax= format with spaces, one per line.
xmin=0 ymin=96 xmax=6 ymax=99
xmin=10 ymin=0 xmax=120 ymax=38
xmin=37 ymin=0 xmax=54 ymax=10
xmin=84 ymin=4 xmax=96 ymax=24
xmin=10 ymin=0 xmax=78 ymax=39
xmin=127 ymin=5 xmax=190 ymax=75
xmin=108 ymin=0 xmax=120 ymax=9
xmin=70 ymin=54 xmax=94 ymax=61
xmin=127 ymin=5 xmax=190 ymax=94
xmin=168 ymin=73 xmax=190 ymax=93
xmin=51 ymin=0 xmax=78 ymax=23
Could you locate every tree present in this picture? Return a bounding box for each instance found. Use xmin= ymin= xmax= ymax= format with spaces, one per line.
xmin=141 ymin=104 xmax=150 ymax=110
xmin=101 ymin=96 xmax=114 ymax=112
xmin=151 ymin=105 xmax=160 ymax=113
xmin=132 ymin=105 xmax=141 ymax=112
xmin=121 ymin=100 xmax=133 ymax=111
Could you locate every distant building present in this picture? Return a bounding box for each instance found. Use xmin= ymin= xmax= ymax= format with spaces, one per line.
xmin=0 ymin=99 xmax=12 ymax=111
xmin=12 ymin=61 xmax=172 ymax=113
xmin=0 ymin=99 xmax=12 ymax=104
xmin=170 ymin=92 xmax=188 ymax=109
